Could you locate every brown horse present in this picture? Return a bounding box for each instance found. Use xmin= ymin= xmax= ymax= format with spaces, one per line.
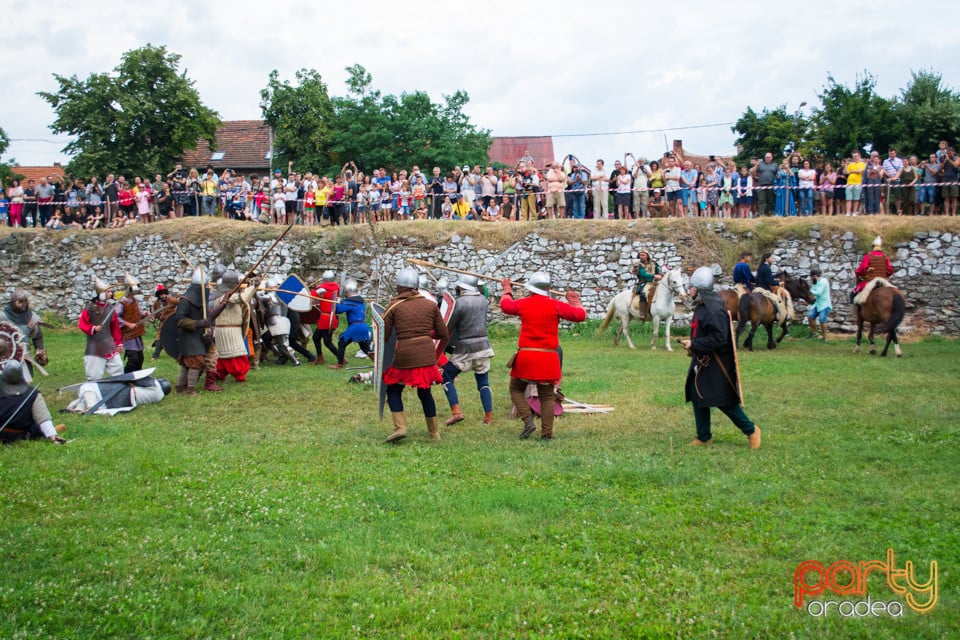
xmin=719 ymin=289 xmax=740 ymax=323
xmin=736 ymin=289 xmax=790 ymax=351
xmin=854 ymin=284 xmax=906 ymax=357
xmin=780 ymin=272 xmax=815 ymax=307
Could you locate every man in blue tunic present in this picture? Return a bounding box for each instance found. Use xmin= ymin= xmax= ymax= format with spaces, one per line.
xmin=328 ymin=279 xmax=374 ymax=370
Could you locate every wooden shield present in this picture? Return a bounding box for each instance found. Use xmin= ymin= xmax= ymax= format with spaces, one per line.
xmin=370 ymin=302 xmax=396 ymax=420
xmin=275 ymin=274 xmax=314 ymax=312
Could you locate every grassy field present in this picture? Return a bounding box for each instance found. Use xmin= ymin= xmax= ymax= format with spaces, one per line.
xmin=1 ymin=322 xmax=957 ymax=639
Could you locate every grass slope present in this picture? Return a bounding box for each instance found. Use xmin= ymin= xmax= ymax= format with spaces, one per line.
xmin=1 ymin=326 xmax=957 ymax=639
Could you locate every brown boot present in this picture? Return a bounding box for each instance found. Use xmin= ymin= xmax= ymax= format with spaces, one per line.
xmin=312 ymin=355 xmax=326 ymax=365
xmin=689 ymin=438 xmax=712 ymax=446
xmin=426 ymin=416 xmax=441 ymax=442
xmin=519 ymin=415 xmax=537 ymax=439
xmin=748 ymin=426 xmax=762 ymax=450
xmin=444 ymin=405 xmax=464 ymax=426
xmin=175 ymin=385 xmax=187 ymax=394
xmin=386 ymin=412 xmax=407 ymax=443
xmin=482 ymin=411 xmax=494 ymax=425
xmin=204 ymin=371 xmax=224 ymax=392
xmin=183 ymin=387 xmax=199 ymax=397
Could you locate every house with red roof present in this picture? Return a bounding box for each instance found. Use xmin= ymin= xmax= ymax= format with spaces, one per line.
xmin=180 ymin=120 xmax=272 ymax=178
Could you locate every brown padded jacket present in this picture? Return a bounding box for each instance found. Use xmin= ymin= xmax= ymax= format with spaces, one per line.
xmin=383 ymin=290 xmax=449 ymax=369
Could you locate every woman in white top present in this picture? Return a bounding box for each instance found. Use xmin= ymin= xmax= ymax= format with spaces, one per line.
xmin=797 ymin=160 xmax=817 ymax=216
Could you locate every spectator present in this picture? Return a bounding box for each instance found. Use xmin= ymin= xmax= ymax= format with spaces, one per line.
xmin=6 ymin=179 xmax=24 ymax=227
xmin=615 ymin=164 xmax=632 ymax=220
xmin=566 ymin=160 xmax=590 ymax=220
xmin=735 ymin=166 xmax=753 ymax=219
xmin=899 ymin=156 xmax=919 ymax=216
xmin=881 ymin=148 xmax=904 ymax=215
xmin=752 ymin=152 xmax=778 ymax=216
xmin=797 ymin=160 xmax=816 ymax=216
xmin=680 ymin=160 xmax=698 ymax=217
xmin=590 ymin=159 xmax=609 ymax=220
xmin=919 ymin=153 xmax=940 ymax=215
xmin=820 ymin=163 xmax=837 ymax=216
xmin=663 ymin=154 xmax=683 ymax=217
xmin=942 ymin=147 xmax=959 ymax=216
xmin=863 ymin=154 xmax=883 ymax=215
xmin=545 ymin=161 xmax=566 ymax=219
xmin=842 ymin=151 xmax=866 ymax=216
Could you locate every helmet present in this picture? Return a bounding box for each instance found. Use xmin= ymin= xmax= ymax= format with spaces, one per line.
xmin=321 ymin=270 xmax=336 ymax=283
xmin=689 ymin=266 xmax=715 ymax=291
xmin=11 ymin=289 xmax=29 ymax=306
xmin=0 ymin=360 xmax=29 ymax=396
xmin=396 ymin=267 xmax=420 ymax=289
xmin=158 ymin=378 xmax=172 ymax=395
xmin=456 ymin=274 xmax=479 ymax=292
xmin=343 ymin=279 xmax=359 ymax=296
xmin=191 ymin=269 xmax=208 ymax=286
xmin=94 ymin=276 xmax=111 ymax=295
xmin=123 ymin=273 xmax=140 ymax=292
xmin=436 ymin=277 xmax=449 ymax=295
xmin=221 ymin=269 xmax=241 ymax=289
xmin=872 ymin=236 xmax=883 ymax=248
xmin=809 ymin=268 xmax=821 ymax=277
xmin=524 ymin=272 xmax=551 ymax=296
xmin=209 ymin=263 xmax=227 ymax=282
xmin=418 ymin=274 xmax=430 ymax=290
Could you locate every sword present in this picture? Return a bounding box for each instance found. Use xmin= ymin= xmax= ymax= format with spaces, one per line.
xmin=0 ymin=385 xmax=40 ymax=433
xmin=405 ymin=258 xmax=566 ymax=297
xmin=478 ymin=240 xmax=521 ymax=274
xmin=728 ymin=310 xmax=745 ymax=408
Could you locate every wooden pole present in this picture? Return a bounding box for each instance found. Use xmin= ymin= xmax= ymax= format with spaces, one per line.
xmin=404 ymin=258 xmax=566 ymax=297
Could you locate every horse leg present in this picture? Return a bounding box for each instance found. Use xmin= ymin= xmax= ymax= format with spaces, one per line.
xmin=854 ymin=316 xmax=863 ymax=354
xmin=893 ymin=332 xmax=902 ymax=358
xmin=650 ymin=316 xmax=659 ymax=350
xmin=776 ymin=320 xmax=788 ymax=344
xmin=880 ymin=330 xmax=893 ymax=357
xmin=766 ymin=322 xmax=776 ymax=349
xmin=612 ymin=314 xmax=622 ymax=346
xmin=622 ymin=315 xmax=636 ymax=350
xmin=665 ymin=317 xmax=673 ymax=352
xmin=868 ymin=324 xmax=877 ymax=355
xmin=745 ymin=323 xmax=756 ymax=351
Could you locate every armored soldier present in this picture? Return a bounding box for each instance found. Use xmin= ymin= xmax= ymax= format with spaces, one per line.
xmin=170 ymin=269 xmax=213 ymax=395
xmin=329 ymin=279 xmax=374 ymax=369
xmin=117 ymin=274 xmax=146 ymax=373
xmin=311 ymin=270 xmax=340 ymax=365
xmin=852 ymin=236 xmax=894 ymax=302
xmin=258 ymin=276 xmax=300 ymax=365
xmin=77 ymin=276 xmax=124 ymax=381
xmin=0 ymin=289 xmax=48 ymax=381
xmin=0 ymin=361 xmax=65 ymax=444
xmin=65 ymin=370 xmax=171 ymax=415
xmin=213 ymin=268 xmax=257 ymax=383
xmin=382 ymin=267 xmax=449 ymax=443
xmin=441 ymin=274 xmax=495 ymax=426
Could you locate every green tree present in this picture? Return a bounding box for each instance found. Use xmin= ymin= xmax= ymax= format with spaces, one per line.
xmin=261 ymin=64 xmax=491 ymax=175
xmin=809 ymin=72 xmax=899 ymax=160
xmin=731 ymin=106 xmax=811 ymax=165
xmin=0 ymin=126 xmax=22 ymax=187
xmin=893 ymin=69 xmax=960 ymax=156
xmin=259 ymin=69 xmax=336 ymax=173
xmin=38 ymin=44 xmax=219 ymax=178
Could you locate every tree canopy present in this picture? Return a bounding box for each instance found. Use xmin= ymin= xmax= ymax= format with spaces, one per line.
xmin=38 ymin=44 xmax=220 ymax=178
xmin=733 ymin=69 xmax=957 ymax=163
xmin=260 ymin=65 xmax=491 ymax=176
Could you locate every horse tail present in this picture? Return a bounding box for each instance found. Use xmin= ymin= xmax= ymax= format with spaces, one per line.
xmin=738 ymin=293 xmax=753 ymax=328
xmin=599 ymin=298 xmax=616 ymax=332
xmin=875 ymin=291 xmax=905 ymax=334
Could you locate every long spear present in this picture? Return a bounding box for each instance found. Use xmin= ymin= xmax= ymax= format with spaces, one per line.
xmin=405 ymin=258 xmax=566 ymax=297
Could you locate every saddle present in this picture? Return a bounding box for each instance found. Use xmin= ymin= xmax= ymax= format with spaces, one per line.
xmin=853 ymin=277 xmax=894 ymax=306
xmin=757 ymin=288 xmax=790 ymax=323
xmin=733 ymin=283 xmax=748 ymax=298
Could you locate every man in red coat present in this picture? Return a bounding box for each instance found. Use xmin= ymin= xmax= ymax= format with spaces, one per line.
xmin=311 ymin=270 xmax=340 ymax=365
xmin=852 ymin=235 xmax=894 ymax=301
xmin=500 ymin=272 xmax=586 ymax=440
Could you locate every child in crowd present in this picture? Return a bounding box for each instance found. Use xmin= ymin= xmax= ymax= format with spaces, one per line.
xmin=500 ymin=195 xmax=513 ymax=221
xmin=441 ymin=196 xmax=453 ymax=219
xmin=85 ymin=206 xmax=104 ymax=229
xmin=271 ymin=187 xmax=286 ymax=224
xmin=398 ymin=180 xmax=411 ymax=219
xmin=45 ymin=208 xmax=63 ymax=230
xmin=411 ymin=177 xmax=426 ymax=212
xmin=413 ymin=202 xmax=428 ymax=219
xmin=303 ymin=186 xmax=316 ymax=225
xmin=482 ymin=201 xmax=501 ymax=222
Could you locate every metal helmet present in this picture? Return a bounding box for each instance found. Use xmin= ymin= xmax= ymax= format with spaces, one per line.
xmin=209 ymin=263 xmax=227 ymax=282
xmin=191 ymin=269 xmax=208 ymax=286
xmin=396 ymin=267 xmax=420 ymax=289
xmin=158 ymin=378 xmax=172 ymax=395
xmin=436 ymin=277 xmax=449 ymax=295
xmin=872 ymin=235 xmax=883 ymax=248
xmin=0 ymin=360 xmax=29 ymax=396
xmin=221 ymin=269 xmax=241 ymax=289
xmin=94 ymin=276 xmax=111 ymax=295
xmin=267 ymin=275 xmax=284 ymax=289
xmin=123 ymin=272 xmax=140 ymax=292
xmin=321 ymin=270 xmax=336 ymax=283
xmin=343 ymin=279 xmax=359 ymax=296
xmin=456 ymin=274 xmax=479 ymax=292
xmin=524 ymin=271 xmax=551 ymax=296
xmin=689 ymin=266 xmax=715 ymax=291
xmin=10 ymin=289 xmax=29 ymax=307
xmin=418 ymin=274 xmax=430 ymax=290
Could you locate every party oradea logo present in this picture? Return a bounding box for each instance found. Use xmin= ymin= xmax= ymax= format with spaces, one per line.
xmin=794 ymin=549 xmax=938 ymax=618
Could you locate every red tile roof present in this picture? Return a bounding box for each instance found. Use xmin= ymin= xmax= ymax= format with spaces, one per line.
xmin=180 ymin=120 xmax=271 ymax=173
xmin=10 ymin=164 xmax=65 ymax=185
xmin=488 ymin=136 xmax=556 ymax=169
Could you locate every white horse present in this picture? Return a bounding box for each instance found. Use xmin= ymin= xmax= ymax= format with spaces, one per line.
xmin=599 ymin=266 xmax=687 ymax=350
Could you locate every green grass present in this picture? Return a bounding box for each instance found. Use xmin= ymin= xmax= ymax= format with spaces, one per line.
xmin=1 ymin=327 xmax=957 ymax=639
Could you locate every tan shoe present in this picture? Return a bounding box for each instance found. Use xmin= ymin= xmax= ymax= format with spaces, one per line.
xmin=482 ymin=411 xmax=494 ymax=425
xmin=386 ymin=412 xmax=407 ymax=443
xmin=748 ymin=426 xmax=762 ymax=450
xmin=689 ymin=438 xmax=712 ymax=446
xmin=426 ymin=416 xmax=441 ymax=442
xmin=444 ymin=405 xmax=464 ymax=426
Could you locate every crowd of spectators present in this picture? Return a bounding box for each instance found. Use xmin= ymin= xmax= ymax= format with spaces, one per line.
xmin=2 ymin=141 xmax=957 ymax=230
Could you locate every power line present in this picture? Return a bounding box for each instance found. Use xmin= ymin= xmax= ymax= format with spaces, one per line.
xmin=549 ymin=121 xmax=736 ymax=139
xmin=10 ymin=138 xmax=68 ymax=144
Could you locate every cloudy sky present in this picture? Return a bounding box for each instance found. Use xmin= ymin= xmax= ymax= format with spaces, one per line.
xmin=4 ymin=0 xmax=958 ymax=169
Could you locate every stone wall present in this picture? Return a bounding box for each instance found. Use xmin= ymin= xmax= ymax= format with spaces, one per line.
xmin=2 ymin=222 xmax=958 ymax=334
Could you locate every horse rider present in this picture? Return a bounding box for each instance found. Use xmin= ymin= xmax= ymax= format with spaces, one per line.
xmin=732 ymin=251 xmax=755 ymax=295
xmin=755 ymin=252 xmax=785 ymax=322
xmin=851 ymin=235 xmax=894 ymax=304
xmin=632 ymin=250 xmax=662 ymax=319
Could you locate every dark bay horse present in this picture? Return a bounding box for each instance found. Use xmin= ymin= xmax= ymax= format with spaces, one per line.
xmin=780 ymin=272 xmax=815 ymax=307
xmin=854 ymin=282 xmax=906 ymax=357
xmin=736 ymin=288 xmax=793 ymax=351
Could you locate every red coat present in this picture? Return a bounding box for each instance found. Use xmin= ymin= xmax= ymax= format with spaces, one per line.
xmin=855 ymin=250 xmax=893 ymax=281
xmin=500 ymin=293 xmax=586 ymax=382
xmin=78 ymin=301 xmax=123 ymax=352
xmin=312 ymin=283 xmax=340 ymax=331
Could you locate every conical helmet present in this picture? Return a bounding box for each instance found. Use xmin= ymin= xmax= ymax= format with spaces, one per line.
xmin=94 ymin=276 xmax=111 ymax=295
xmin=524 ymin=272 xmax=551 ymax=296
xmin=344 ymin=279 xmax=359 ymax=296
xmin=456 ymin=275 xmax=478 ymax=292
xmin=123 ymin=272 xmax=140 ymax=292
xmin=321 ymin=270 xmax=336 ymax=283
xmin=872 ymin=236 xmax=882 ymax=248
xmin=396 ymin=267 xmax=419 ymax=289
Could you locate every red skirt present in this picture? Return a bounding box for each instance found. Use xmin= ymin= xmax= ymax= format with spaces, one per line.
xmin=383 ymin=364 xmax=442 ymax=388
xmin=217 ymin=355 xmax=251 ymax=381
